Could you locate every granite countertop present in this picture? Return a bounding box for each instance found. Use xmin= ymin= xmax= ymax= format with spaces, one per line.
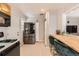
xmin=0 ymin=39 xmax=19 ymax=52
xmin=51 ymin=34 xmax=79 ymax=53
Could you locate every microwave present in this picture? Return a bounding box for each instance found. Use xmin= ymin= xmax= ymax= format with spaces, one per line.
xmin=0 ymin=11 xmax=10 ymax=27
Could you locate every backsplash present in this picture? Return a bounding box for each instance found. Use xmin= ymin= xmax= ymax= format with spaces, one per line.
xmin=0 ymin=27 xmax=7 ymax=40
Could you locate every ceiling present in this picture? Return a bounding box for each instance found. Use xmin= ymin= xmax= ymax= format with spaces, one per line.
xmin=67 ymin=7 xmax=79 ymax=17
xmin=10 ymin=3 xmax=79 ymax=17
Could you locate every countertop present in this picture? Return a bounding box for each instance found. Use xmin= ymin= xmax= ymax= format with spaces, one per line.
xmin=51 ymin=34 xmax=79 ymax=53
xmin=0 ymin=40 xmax=19 ymax=52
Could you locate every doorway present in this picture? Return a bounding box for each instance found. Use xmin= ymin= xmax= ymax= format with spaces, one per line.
xmin=37 ymin=13 xmax=46 ymax=43
xmin=20 ymin=13 xmax=46 ymax=45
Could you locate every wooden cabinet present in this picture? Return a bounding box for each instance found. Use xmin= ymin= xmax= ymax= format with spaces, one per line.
xmin=0 ymin=41 xmax=20 ymax=56
xmin=0 ymin=3 xmax=11 ymax=27
xmin=0 ymin=3 xmax=10 ymax=16
xmin=49 ymin=36 xmax=79 ymax=56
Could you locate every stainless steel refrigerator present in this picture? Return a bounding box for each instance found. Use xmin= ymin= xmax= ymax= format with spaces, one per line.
xmin=23 ymin=22 xmax=35 ymax=44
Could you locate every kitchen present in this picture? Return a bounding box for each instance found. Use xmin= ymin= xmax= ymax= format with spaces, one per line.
xmin=0 ymin=3 xmax=20 ymax=56
xmin=49 ymin=4 xmax=79 ymax=55
xmin=0 ymin=3 xmax=79 ymax=56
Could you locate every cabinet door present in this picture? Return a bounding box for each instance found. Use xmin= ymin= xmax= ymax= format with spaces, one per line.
xmin=0 ymin=42 xmax=20 ymax=56
xmin=6 ymin=46 xmax=20 ymax=56
xmin=54 ymin=39 xmax=79 ymax=56
xmin=54 ymin=40 xmax=65 ymax=55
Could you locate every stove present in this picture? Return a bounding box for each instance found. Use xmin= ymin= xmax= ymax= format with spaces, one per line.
xmin=0 ymin=39 xmax=17 ymax=43
xmin=0 ymin=45 xmax=5 ymax=49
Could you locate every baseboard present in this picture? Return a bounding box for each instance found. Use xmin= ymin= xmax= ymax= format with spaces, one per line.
xmin=36 ymin=41 xmax=44 ymax=43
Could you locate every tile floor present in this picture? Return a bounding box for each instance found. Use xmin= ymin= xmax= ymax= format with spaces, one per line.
xmin=20 ymin=42 xmax=51 ymax=56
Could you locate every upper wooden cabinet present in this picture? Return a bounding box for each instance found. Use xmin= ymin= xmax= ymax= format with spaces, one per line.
xmin=0 ymin=3 xmax=10 ymax=16
xmin=0 ymin=3 xmax=10 ymax=27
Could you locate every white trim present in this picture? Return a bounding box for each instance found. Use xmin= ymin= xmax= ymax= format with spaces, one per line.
xmin=65 ymin=4 xmax=79 ymax=14
xmin=45 ymin=11 xmax=50 ymax=46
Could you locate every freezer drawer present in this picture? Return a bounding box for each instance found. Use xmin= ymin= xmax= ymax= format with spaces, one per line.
xmin=23 ymin=34 xmax=35 ymax=44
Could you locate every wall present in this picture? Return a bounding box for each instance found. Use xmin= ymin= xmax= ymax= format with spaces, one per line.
xmin=48 ymin=12 xmax=65 ymax=34
xmin=45 ymin=12 xmax=66 ymax=46
xmin=25 ymin=13 xmax=37 ymax=23
xmin=49 ymin=12 xmax=66 ymax=34
xmin=35 ymin=22 xmax=39 ymax=41
xmin=6 ymin=6 xmax=20 ymax=39
xmin=20 ymin=13 xmax=39 ymax=42
xmin=45 ymin=11 xmax=50 ymax=46
xmin=0 ymin=27 xmax=7 ymax=40
xmin=37 ymin=14 xmax=45 ymax=42
xmin=61 ymin=13 xmax=67 ymax=32
xmin=45 ymin=12 xmax=58 ymax=46
xmin=6 ymin=4 xmax=26 ymax=46
xmin=26 ymin=17 xmax=36 ymax=23
xmin=49 ymin=12 xmax=57 ymax=34
xmin=66 ymin=17 xmax=79 ymax=33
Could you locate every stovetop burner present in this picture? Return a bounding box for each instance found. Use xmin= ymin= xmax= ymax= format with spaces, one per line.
xmin=0 ymin=39 xmax=17 ymax=43
xmin=0 ymin=45 xmax=5 ymax=49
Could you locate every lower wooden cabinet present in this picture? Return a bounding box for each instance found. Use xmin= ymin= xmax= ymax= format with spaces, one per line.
xmin=0 ymin=41 xmax=20 ymax=56
xmin=49 ymin=36 xmax=79 ymax=56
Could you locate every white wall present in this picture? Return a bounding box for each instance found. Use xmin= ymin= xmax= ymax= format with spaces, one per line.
xmin=66 ymin=17 xmax=79 ymax=33
xmin=44 ymin=12 xmax=67 ymax=46
xmin=48 ymin=12 xmax=65 ymax=34
xmin=49 ymin=13 xmax=57 ymax=34
xmin=45 ymin=12 xmax=58 ymax=46
xmin=0 ymin=27 xmax=7 ymax=40
xmin=54 ymin=13 xmax=67 ymax=33
xmin=21 ymin=13 xmax=39 ymax=42
xmin=6 ymin=6 xmax=20 ymax=39
xmin=37 ymin=14 xmax=45 ymax=42
xmin=62 ymin=14 xmax=67 ymax=32
xmin=35 ymin=22 xmax=39 ymax=41
xmin=45 ymin=11 xmax=50 ymax=46
xmin=6 ymin=4 xmax=26 ymax=46
xmin=26 ymin=18 xmax=36 ymax=23
xmin=20 ymin=17 xmax=26 ymax=46
xmin=0 ymin=5 xmax=22 ymax=40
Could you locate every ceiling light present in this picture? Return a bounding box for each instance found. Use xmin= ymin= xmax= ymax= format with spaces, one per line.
xmin=41 ymin=9 xmax=46 ymax=13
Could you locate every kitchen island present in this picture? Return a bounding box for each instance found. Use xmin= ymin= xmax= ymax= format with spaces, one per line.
xmin=49 ymin=34 xmax=79 ymax=56
xmin=0 ymin=39 xmax=20 ymax=56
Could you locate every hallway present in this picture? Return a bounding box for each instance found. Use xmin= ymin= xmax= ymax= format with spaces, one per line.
xmin=20 ymin=42 xmax=51 ymax=56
